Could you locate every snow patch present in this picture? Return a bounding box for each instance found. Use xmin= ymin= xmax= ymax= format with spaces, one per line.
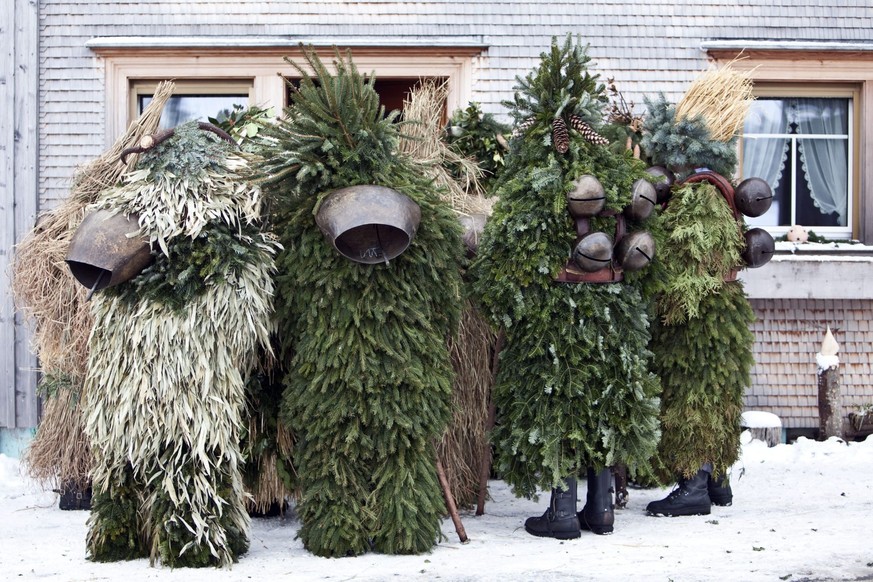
xmin=740 ymin=410 xmax=782 ymax=428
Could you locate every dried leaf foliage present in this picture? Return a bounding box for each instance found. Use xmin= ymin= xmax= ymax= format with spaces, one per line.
xmin=83 ymin=125 xmax=277 ymax=567
xmin=16 ymin=82 xmax=175 ymax=488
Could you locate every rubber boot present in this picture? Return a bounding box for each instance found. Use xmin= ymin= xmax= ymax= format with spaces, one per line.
xmin=578 ymin=467 xmax=614 ymax=535
xmin=524 ymin=477 xmax=581 ymax=539
xmin=707 ymin=472 xmax=733 ymax=506
xmin=646 ymin=468 xmax=711 ymax=517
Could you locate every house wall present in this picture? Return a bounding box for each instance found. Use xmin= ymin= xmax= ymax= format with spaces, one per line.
xmin=0 ymin=0 xmax=39 ymax=433
xmin=747 ymin=298 xmax=873 ymax=431
xmin=2 ymin=1 xmax=870 ymax=436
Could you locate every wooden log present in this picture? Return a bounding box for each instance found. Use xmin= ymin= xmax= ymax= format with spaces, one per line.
xmin=818 ymin=365 xmax=842 ymax=439
xmin=817 ymin=326 xmax=843 ymax=440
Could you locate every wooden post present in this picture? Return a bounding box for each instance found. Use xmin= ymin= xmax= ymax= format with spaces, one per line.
xmin=436 ymin=459 xmax=468 ymax=543
xmin=817 ymin=326 xmax=843 ymax=440
xmin=476 ymin=330 xmax=504 ymax=516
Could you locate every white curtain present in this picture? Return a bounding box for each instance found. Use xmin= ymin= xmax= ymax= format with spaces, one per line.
xmin=742 ymin=100 xmax=789 ymax=190
xmin=792 ymin=98 xmax=849 ymax=224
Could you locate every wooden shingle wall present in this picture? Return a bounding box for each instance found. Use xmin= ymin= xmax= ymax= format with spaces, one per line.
xmin=38 ymin=0 xmax=873 ymax=209
xmin=747 ymin=298 xmax=873 ymax=430
xmin=1 ymin=0 xmax=39 ymax=429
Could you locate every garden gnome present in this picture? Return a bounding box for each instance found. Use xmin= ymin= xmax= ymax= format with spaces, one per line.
xmin=73 ymin=121 xmax=276 ymax=566
xmin=640 ymin=66 xmax=774 ymax=516
xmin=473 ymin=35 xmax=661 ymax=539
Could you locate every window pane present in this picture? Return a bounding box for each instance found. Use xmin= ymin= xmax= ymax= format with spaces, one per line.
xmin=139 ymin=94 xmax=248 ymax=129
xmin=742 ymin=96 xmax=850 ymax=233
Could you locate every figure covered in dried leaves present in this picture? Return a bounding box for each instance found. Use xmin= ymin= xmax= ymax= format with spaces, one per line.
xmin=78 ymin=121 xmax=277 ymax=567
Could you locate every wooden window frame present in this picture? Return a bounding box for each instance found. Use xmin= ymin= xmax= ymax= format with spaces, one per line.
xmin=739 ymin=85 xmax=859 ymax=239
xmin=93 ymin=46 xmax=479 ymax=145
xmin=708 ymin=49 xmax=873 ymax=242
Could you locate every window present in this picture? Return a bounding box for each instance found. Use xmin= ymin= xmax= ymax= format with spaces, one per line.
xmin=741 ymin=92 xmax=854 ymax=238
xmin=703 ymin=46 xmax=872 ymax=242
xmin=90 ymin=43 xmax=478 ymax=144
xmin=132 ymin=80 xmax=252 ymax=128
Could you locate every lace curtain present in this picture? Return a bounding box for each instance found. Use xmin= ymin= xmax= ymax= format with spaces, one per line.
xmin=792 ymin=98 xmax=849 ymax=223
xmin=742 ymin=98 xmax=848 ymax=225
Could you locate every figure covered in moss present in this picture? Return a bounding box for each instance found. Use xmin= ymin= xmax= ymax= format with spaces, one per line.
xmin=255 ymin=48 xmax=464 ymax=557
xmin=74 ymin=121 xmax=277 ymax=567
xmin=640 ymin=66 xmax=774 ymax=516
xmin=473 ymin=36 xmax=662 ymax=540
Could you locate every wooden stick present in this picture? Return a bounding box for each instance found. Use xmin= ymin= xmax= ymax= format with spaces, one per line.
xmin=436 ymin=459 xmax=468 ymax=543
xmin=476 ymin=329 xmax=505 ymax=516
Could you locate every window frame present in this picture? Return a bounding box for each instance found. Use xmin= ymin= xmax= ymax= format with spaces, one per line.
xmin=739 ymin=85 xmax=860 ymax=239
xmin=94 ymin=46 xmax=478 ymax=145
xmin=707 ymin=48 xmax=873 ymax=243
xmin=130 ymin=79 xmax=256 ymax=129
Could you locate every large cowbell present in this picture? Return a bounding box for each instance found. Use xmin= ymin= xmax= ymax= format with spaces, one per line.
xmin=315 ymin=185 xmax=421 ymax=264
xmin=66 ymin=209 xmax=153 ymax=297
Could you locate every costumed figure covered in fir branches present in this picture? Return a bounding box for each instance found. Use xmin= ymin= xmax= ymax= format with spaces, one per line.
xmin=640 ymin=66 xmax=775 ymax=516
xmin=69 ymin=121 xmax=277 ymax=567
xmin=472 ymin=35 xmax=662 ymax=540
xmin=254 ymin=49 xmax=463 ymax=557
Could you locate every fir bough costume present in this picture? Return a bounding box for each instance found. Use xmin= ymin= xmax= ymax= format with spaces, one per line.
xmin=472 ymin=36 xmax=661 ymax=519
xmin=255 ymin=49 xmax=463 ymax=557
xmin=640 ymin=66 xmax=766 ymax=516
xmin=82 ymin=122 xmax=276 ymax=567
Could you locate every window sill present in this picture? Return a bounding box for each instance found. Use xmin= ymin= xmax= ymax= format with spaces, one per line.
xmin=739 ymin=243 xmax=873 ymax=299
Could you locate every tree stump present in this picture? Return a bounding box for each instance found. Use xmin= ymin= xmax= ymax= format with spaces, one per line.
xmin=740 ymin=410 xmax=782 ymax=447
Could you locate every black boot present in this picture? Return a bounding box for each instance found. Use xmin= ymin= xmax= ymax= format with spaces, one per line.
xmin=707 ymin=472 xmax=733 ymax=506
xmin=578 ymin=467 xmax=614 ymax=535
xmin=646 ymin=468 xmax=711 ymax=517
xmin=524 ymin=477 xmax=581 ymax=540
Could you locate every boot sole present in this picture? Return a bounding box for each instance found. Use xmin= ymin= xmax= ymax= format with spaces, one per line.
xmin=524 ymin=525 xmax=581 ymax=540
xmin=646 ymin=505 xmax=711 ymax=517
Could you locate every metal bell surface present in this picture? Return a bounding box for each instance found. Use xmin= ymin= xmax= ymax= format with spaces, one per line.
xmin=734 ymin=177 xmax=774 ymax=218
xmin=315 ymin=184 xmax=422 ymax=264
xmin=66 ymin=209 xmax=153 ymax=293
xmin=567 ymin=174 xmax=606 ymax=218
xmin=614 ymin=230 xmax=655 ymax=272
xmin=645 ymin=166 xmax=675 ymax=203
xmin=741 ymin=227 xmax=776 ymax=268
xmin=624 ymin=179 xmax=657 ymax=222
xmin=572 ymin=231 xmax=614 ymax=272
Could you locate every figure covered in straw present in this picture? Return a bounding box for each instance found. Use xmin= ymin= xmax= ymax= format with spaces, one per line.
xmin=73 ymin=120 xmax=277 ymax=566
xmin=254 ymin=48 xmax=464 ymax=557
xmin=472 ymin=35 xmax=662 ymax=540
xmin=640 ymin=64 xmax=774 ymax=516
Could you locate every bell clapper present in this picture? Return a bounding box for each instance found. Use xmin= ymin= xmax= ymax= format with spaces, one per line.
xmin=85 ymin=271 xmax=105 ymax=302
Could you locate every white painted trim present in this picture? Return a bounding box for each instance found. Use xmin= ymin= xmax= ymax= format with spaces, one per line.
xmin=100 ymin=51 xmax=476 ymax=144
xmin=702 ymin=40 xmax=873 ymax=53
xmin=87 ymin=36 xmax=487 ymax=50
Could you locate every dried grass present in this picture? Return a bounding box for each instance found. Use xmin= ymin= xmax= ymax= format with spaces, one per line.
xmin=399 ymin=80 xmax=498 ymax=507
xmin=15 ymin=81 xmax=175 ymax=485
xmin=22 ymin=385 xmax=92 ymax=488
xmin=439 ymin=303 xmax=497 ymax=508
xmin=675 ymin=61 xmax=754 ymax=142
xmin=398 ymin=78 xmax=495 ymax=217
xmin=11 ymin=81 xmax=176 ymax=379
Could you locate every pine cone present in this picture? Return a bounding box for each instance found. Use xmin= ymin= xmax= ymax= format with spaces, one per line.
xmin=511 ymin=116 xmax=536 ymax=138
xmin=569 ymin=115 xmax=609 ymax=146
xmin=552 ymin=117 xmax=569 ymax=154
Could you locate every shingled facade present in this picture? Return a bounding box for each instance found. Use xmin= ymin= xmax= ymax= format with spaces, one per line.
xmin=3 ymin=1 xmax=873 ymax=447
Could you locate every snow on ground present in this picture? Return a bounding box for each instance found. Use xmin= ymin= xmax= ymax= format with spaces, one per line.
xmin=1 ymin=433 xmax=872 ymax=582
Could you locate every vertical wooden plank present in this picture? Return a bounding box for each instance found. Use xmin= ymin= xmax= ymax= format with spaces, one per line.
xmin=13 ymin=0 xmax=39 ymax=428
xmin=0 ymin=0 xmax=17 ymax=428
